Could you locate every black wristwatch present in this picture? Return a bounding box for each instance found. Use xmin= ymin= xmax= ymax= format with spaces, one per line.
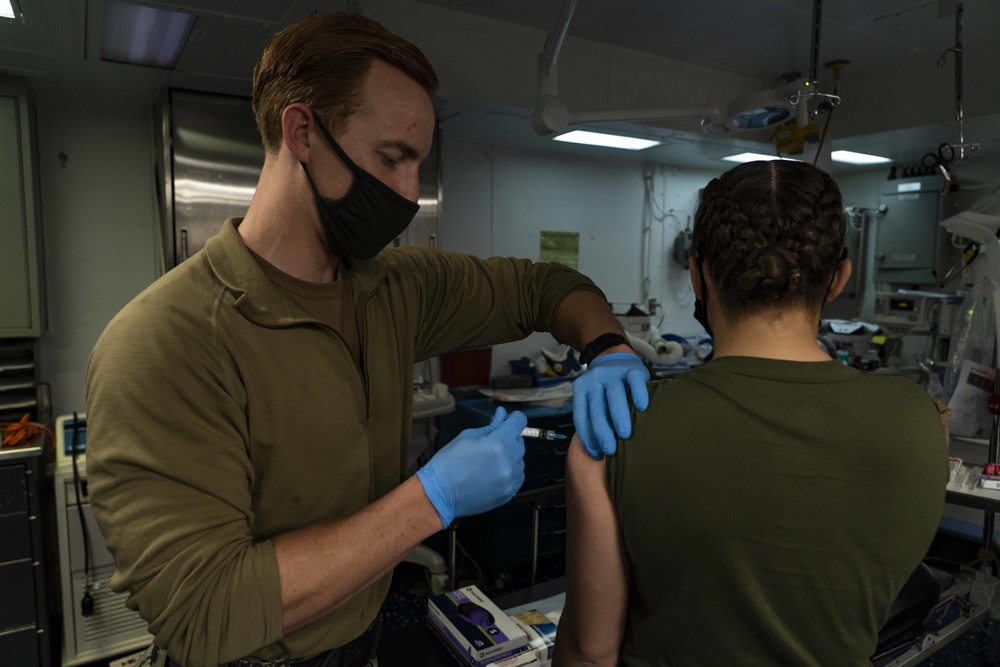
xmin=578 ymin=332 xmax=631 ymax=366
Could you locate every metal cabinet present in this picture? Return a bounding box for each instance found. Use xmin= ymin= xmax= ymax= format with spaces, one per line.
xmin=154 ymin=87 xmax=441 ymax=269
xmin=0 ymin=75 xmax=44 ymax=337
xmin=0 ymin=445 xmax=52 ymax=667
xmin=0 ymin=339 xmax=45 ymax=424
xmin=874 ymin=176 xmax=954 ymax=286
xmin=154 ymin=89 xmax=265 ymax=268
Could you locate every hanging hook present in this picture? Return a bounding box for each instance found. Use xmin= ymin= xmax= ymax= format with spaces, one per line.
xmin=936 ymin=47 xmax=960 ymax=68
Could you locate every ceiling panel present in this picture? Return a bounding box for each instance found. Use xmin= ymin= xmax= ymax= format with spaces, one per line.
xmin=0 ymin=0 xmax=78 ymax=58
xmin=176 ymin=14 xmax=274 ymax=80
xmin=411 ymin=0 xmax=998 ymax=78
xmin=152 ymin=0 xmax=296 ymax=23
xmin=0 ymin=0 xmax=995 ymax=174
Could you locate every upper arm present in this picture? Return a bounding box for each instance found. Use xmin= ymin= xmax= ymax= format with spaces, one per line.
xmin=554 ymin=436 xmax=630 ymax=667
xmin=387 ymin=248 xmax=601 ymax=359
xmin=85 ymin=305 xmax=283 ymax=666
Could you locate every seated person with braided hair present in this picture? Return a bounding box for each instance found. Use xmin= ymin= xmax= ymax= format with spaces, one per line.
xmin=553 ymin=160 xmax=948 ymax=667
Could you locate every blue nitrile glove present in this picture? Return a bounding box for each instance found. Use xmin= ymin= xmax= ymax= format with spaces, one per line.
xmin=573 ymin=352 xmax=650 ymax=459
xmin=416 ymin=406 xmax=527 ymax=528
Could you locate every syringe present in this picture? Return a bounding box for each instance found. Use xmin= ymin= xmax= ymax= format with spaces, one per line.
xmin=520 ymin=427 xmax=567 ymax=440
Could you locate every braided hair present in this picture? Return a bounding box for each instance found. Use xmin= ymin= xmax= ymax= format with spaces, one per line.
xmin=691 ymin=160 xmax=846 ymax=318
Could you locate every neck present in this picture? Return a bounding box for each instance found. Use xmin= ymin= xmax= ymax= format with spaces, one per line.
xmin=239 ymin=153 xmax=340 ymax=283
xmin=711 ymin=306 xmax=830 ymax=362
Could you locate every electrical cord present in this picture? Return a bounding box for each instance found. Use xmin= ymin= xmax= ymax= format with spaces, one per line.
xmin=812 ymin=87 xmax=837 ymax=167
xmin=641 ymin=168 xmax=669 ymax=305
xmin=0 ymin=414 xmax=55 ymax=457
xmin=455 ymin=537 xmax=488 ymax=590
xmin=71 ymin=412 xmax=95 ymax=617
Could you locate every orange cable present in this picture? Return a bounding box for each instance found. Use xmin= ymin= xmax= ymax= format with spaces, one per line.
xmin=1 ymin=413 xmax=56 ymax=457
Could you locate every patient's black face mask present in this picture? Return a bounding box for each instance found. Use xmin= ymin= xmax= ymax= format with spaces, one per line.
xmin=301 ymin=112 xmax=419 ymax=259
xmin=693 ymin=248 xmax=714 ymax=339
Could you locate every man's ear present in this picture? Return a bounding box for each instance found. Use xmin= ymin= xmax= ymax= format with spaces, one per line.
xmin=826 ymin=258 xmax=853 ymax=302
xmin=688 ymin=255 xmax=702 ymax=299
xmin=281 ymin=104 xmax=314 ymax=163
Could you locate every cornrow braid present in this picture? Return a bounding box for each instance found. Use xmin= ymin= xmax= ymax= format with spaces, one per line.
xmin=692 ymin=161 xmax=846 ymax=318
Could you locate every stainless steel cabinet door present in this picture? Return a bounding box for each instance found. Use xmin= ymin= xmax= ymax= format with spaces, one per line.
xmin=0 ymin=85 xmax=42 ymax=337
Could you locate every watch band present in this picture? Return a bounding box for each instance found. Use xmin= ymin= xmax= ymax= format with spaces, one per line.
xmin=578 ymin=332 xmax=630 ymax=366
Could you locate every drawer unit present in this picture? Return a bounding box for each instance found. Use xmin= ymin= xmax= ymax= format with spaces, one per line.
xmin=459 ymin=496 xmax=567 ymax=575
xmin=0 ymin=339 xmax=45 ymax=423
xmin=440 ymin=398 xmax=574 ymax=587
xmin=0 ymin=445 xmax=51 ymax=667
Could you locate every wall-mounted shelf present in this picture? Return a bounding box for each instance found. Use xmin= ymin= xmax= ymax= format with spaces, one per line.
xmin=945 ymin=483 xmax=1000 ymax=514
xmin=952 ymin=435 xmax=990 ymax=447
xmin=0 ymin=339 xmax=45 ymax=423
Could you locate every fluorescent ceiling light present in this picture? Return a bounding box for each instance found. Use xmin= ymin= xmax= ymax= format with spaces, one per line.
xmin=721 ymin=152 xmax=801 ymax=163
xmin=831 ymin=150 xmax=893 ymax=165
xmin=101 ymin=0 xmax=196 ymax=69
xmin=553 ymin=130 xmax=661 ymax=151
xmin=1 ymin=0 xmax=17 ymax=19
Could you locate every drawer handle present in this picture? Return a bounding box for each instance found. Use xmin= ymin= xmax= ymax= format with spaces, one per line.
xmin=544 ymin=476 xmax=566 ymax=485
xmin=544 ymin=528 xmax=567 ymax=536
xmin=546 ymin=449 xmax=568 ymax=457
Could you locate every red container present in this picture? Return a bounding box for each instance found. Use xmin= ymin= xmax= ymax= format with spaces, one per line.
xmin=439 ymin=347 xmax=493 ymax=387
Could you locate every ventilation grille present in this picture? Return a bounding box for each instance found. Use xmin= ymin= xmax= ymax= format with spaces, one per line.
xmin=72 ymin=568 xmax=150 ymax=654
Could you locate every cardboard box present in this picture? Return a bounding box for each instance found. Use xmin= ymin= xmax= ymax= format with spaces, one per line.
xmin=485 ymin=653 xmax=542 ymax=667
xmin=508 ymin=610 xmax=558 ymax=666
xmin=428 ymin=586 xmax=528 ymax=667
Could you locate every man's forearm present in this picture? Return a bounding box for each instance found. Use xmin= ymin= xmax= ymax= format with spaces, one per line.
xmin=272 ymin=476 xmax=442 ymax=634
xmin=550 ymin=290 xmax=628 ymax=353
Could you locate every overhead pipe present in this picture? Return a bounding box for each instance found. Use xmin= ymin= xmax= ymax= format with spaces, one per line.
xmin=531 ymin=0 xmax=724 ymax=137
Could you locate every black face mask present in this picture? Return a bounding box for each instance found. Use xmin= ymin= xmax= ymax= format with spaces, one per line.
xmin=693 ymin=249 xmax=713 ymax=339
xmin=301 ymin=112 xmax=419 ymax=259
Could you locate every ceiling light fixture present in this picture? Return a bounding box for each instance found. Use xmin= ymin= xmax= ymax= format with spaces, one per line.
xmin=831 ymin=150 xmax=892 ymax=165
xmin=1 ymin=0 xmax=19 ymax=19
xmin=100 ymin=0 xmax=196 ymax=69
xmin=553 ymin=130 xmax=661 ymax=150
xmin=530 ymin=0 xmax=794 ymax=139
xmin=721 ymin=153 xmax=801 ymax=164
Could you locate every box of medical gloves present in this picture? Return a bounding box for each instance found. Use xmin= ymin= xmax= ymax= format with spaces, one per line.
xmin=428 ymin=585 xmax=528 ymax=667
